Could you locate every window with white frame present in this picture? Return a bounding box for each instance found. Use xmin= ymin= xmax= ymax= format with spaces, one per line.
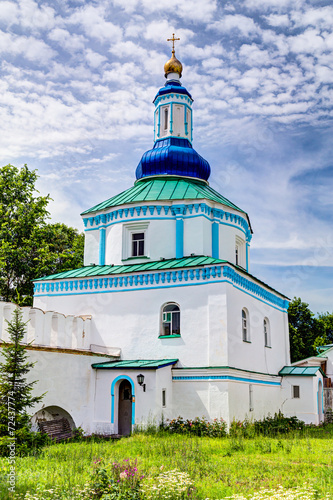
xmin=242 ymin=308 xmax=250 ymax=342
xmin=264 ymin=318 xmax=271 ymax=347
xmin=122 ymin=223 xmax=149 ymax=260
xmin=292 ymin=385 xmax=300 ymax=399
xmin=161 ymin=303 xmax=180 ymax=336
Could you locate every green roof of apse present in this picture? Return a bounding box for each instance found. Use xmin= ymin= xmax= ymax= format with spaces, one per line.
xmin=91 ymin=359 xmax=178 ymax=369
xmin=81 ymin=177 xmax=246 ymax=215
xmin=34 ymin=256 xmax=226 ymax=281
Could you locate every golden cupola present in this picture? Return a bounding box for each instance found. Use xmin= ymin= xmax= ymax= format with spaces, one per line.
xmin=164 ymin=33 xmax=183 ymax=79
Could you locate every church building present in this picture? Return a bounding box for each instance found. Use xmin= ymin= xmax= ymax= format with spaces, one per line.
xmin=0 ymin=38 xmax=327 ymax=434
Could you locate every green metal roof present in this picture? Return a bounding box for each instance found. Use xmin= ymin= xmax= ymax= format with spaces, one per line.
xmin=81 ymin=176 xmax=246 ymax=215
xmin=279 ymin=366 xmax=326 ymax=377
xmin=92 ymin=359 xmax=178 ymax=369
xmin=34 ymin=256 xmax=227 ymax=281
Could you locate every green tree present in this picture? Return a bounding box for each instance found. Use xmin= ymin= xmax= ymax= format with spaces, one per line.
xmin=0 ymin=308 xmax=47 ymax=455
xmin=0 ymin=164 xmax=84 ymax=305
xmin=288 ymin=297 xmax=328 ymax=362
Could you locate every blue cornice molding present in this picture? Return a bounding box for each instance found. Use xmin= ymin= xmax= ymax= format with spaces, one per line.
xmin=34 ymin=264 xmax=289 ymax=311
xmin=82 ymin=202 xmax=252 ymax=242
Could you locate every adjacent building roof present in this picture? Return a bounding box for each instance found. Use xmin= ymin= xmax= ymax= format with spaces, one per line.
xmin=279 ymin=366 xmax=326 ymax=377
xmin=92 ymin=359 xmax=178 ymax=369
xmin=81 ymin=176 xmax=246 ymax=215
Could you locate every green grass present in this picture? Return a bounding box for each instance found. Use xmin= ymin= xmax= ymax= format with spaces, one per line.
xmin=1 ymin=428 xmax=333 ymax=499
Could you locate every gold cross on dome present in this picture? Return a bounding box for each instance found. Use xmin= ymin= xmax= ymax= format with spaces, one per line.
xmin=167 ymin=33 xmax=180 ymax=53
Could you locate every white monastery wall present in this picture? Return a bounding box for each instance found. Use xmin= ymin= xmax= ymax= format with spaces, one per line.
xmin=84 ymin=230 xmax=99 ymax=266
xmin=226 ymin=284 xmax=290 ymax=374
xmin=228 ymin=380 xmax=281 ymax=422
xmin=0 ymin=348 xmax=108 ymax=434
xmin=0 ymin=302 xmax=92 ymax=351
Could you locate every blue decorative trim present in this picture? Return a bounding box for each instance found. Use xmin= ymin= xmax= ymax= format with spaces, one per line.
xmin=176 ymin=217 xmax=184 ymax=259
xmin=34 ymin=264 xmax=289 ymax=311
xmin=99 ymin=227 xmax=106 ymax=266
xmin=172 ymin=375 xmax=281 ymax=386
xmin=212 ymin=221 xmax=219 ymax=259
xmin=154 ymin=94 xmax=192 ymax=107
xmin=111 ymin=375 xmax=135 ymax=425
xmin=246 ymin=243 xmax=249 ymax=272
xmin=83 ymin=202 xmax=252 ymax=242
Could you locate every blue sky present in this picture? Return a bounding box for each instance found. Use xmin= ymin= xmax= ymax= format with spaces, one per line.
xmin=0 ymin=0 xmax=332 ymax=314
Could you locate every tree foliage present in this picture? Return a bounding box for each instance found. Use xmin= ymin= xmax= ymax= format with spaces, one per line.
xmin=0 ymin=308 xmax=44 ymax=434
xmin=0 ymin=308 xmax=49 ymax=455
xmin=0 ymin=164 xmax=84 ymax=305
xmin=288 ymin=297 xmax=333 ymax=362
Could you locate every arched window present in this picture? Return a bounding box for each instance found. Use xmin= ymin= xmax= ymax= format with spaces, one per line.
xmin=242 ymin=308 xmax=249 ymax=342
xmin=264 ymin=318 xmax=270 ymax=347
xmin=161 ymin=303 xmax=180 ymax=336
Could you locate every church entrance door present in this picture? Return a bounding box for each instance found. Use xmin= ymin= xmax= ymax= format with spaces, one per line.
xmin=118 ymin=380 xmax=132 ymax=435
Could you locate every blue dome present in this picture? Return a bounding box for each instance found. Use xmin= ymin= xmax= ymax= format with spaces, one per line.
xmin=153 ymin=80 xmax=192 ymax=102
xmin=136 ymin=138 xmax=211 ymax=181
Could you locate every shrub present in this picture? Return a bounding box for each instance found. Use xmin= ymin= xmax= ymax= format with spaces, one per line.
xmin=253 ymin=411 xmax=305 ymax=435
xmin=89 ymin=458 xmax=143 ymax=500
xmin=164 ymin=416 xmax=227 ymax=437
xmin=140 ymin=469 xmax=194 ymax=500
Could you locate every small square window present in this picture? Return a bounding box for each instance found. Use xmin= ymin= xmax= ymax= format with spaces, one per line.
xmin=292 ymin=385 xmax=300 ymax=399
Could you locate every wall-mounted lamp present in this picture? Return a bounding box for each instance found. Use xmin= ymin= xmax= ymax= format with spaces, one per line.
xmin=137 ymin=373 xmax=146 ymax=392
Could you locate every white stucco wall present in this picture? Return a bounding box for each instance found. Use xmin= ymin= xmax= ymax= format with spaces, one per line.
xmin=281 ymin=374 xmax=324 ymax=424
xmin=226 ymin=284 xmax=290 ymax=374
xmin=0 ymin=348 xmax=110 ymax=433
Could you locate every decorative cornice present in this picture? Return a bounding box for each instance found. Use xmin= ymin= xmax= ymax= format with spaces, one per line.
xmin=82 ymin=202 xmax=252 ymax=242
xmin=34 ymin=264 xmax=288 ymax=311
xmin=154 ymin=94 xmax=192 ymax=106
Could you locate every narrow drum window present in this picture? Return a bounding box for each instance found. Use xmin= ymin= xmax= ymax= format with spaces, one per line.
xmin=131 ymin=232 xmax=145 ymax=257
xmin=235 ymin=245 xmax=239 ymax=266
xmin=162 ymin=303 xmax=180 ymax=336
xmin=242 ymin=309 xmax=248 ymax=342
xmin=264 ymin=318 xmax=270 ymax=347
xmin=164 ymin=107 xmax=168 ymax=131
xmin=162 ymin=389 xmax=166 ymax=408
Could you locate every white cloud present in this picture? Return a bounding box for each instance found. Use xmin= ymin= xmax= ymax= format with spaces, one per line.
xmin=0 ymin=2 xmax=19 ymax=25
xmin=69 ymin=5 xmax=122 ymax=43
xmin=48 ymin=28 xmax=86 ymax=53
xmin=85 ymin=49 xmax=108 ymax=68
xmin=210 ymin=14 xmax=260 ymax=37
xmin=264 ymin=14 xmax=290 ymax=27
xmin=112 ymin=0 xmax=217 ymax=22
xmin=0 ymin=30 xmax=56 ymax=64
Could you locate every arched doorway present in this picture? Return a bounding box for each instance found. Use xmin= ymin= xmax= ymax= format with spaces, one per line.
xmin=118 ymin=380 xmax=132 ymax=435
